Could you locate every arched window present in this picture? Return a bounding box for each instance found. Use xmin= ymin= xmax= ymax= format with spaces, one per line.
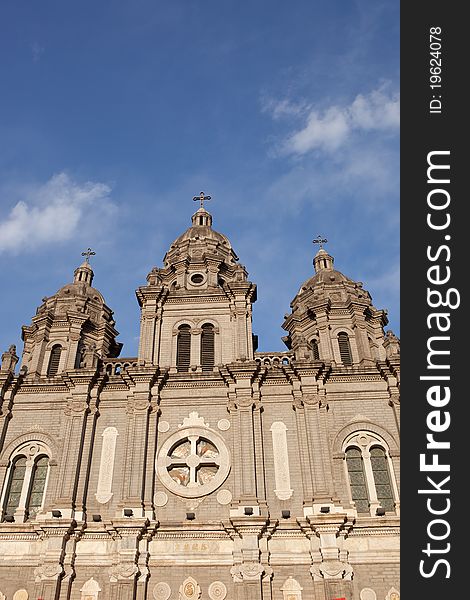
xmin=176 ymin=325 xmax=191 ymax=372
xmin=343 ymin=432 xmax=398 ymax=516
xmin=1 ymin=447 xmax=50 ymax=522
xmin=311 ymin=338 xmax=320 ymax=360
xmin=27 ymin=456 xmax=49 ymax=519
xmin=200 ymin=323 xmax=215 ymax=372
xmin=338 ymin=332 xmax=353 ymax=366
xmin=47 ymin=344 xmax=62 ymax=376
xmin=370 ymin=447 xmax=395 ymax=512
xmin=3 ymin=456 xmax=27 ymax=520
xmin=345 ymin=448 xmax=369 ymax=513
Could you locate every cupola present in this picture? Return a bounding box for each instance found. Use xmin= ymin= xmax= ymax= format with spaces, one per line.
xmin=282 ymin=239 xmax=390 ymax=366
xmin=20 ymin=252 xmax=121 ymax=379
xmin=136 ymin=195 xmax=257 ymax=369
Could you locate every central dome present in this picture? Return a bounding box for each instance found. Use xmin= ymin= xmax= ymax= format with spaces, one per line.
xmin=163 ymin=206 xmax=239 ymax=269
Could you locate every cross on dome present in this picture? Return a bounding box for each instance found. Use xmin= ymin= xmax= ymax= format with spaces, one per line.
xmin=81 ymin=248 xmax=96 ymax=263
xmin=312 ymin=235 xmax=328 ymax=249
xmin=192 ymin=191 xmax=212 ymax=209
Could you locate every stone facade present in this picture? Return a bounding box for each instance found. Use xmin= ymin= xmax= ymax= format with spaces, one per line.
xmin=0 ymin=206 xmax=400 ymax=599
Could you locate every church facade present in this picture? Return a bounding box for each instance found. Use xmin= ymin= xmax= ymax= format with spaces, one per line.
xmin=0 ymin=203 xmax=400 ymax=600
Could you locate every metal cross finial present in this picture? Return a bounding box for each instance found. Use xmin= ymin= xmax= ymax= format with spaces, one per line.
xmin=193 ymin=191 xmax=212 ymax=208
xmin=312 ymin=235 xmax=328 ymax=249
xmin=81 ymin=248 xmax=96 ymax=263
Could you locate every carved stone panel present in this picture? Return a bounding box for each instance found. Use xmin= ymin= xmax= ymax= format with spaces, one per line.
xmin=208 ymin=581 xmax=227 ymax=600
xmin=80 ymin=577 xmax=101 ymax=600
xmin=153 ymin=582 xmax=171 ymax=600
xmin=157 ymin=423 xmax=230 ymax=498
xmin=360 ymin=589 xmax=377 ymax=600
xmin=280 ymin=576 xmax=303 ymax=600
xmin=96 ymin=427 xmax=118 ymax=504
xmin=385 ymin=588 xmax=400 ymax=600
xmin=270 ymin=421 xmax=293 ymax=500
xmin=178 ymin=576 xmax=201 ymax=600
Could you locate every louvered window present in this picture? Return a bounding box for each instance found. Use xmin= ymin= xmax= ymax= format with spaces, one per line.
xmin=3 ymin=457 xmax=27 ymax=520
xmin=201 ymin=323 xmax=215 ymax=372
xmin=176 ymin=325 xmax=191 ymax=372
xmin=47 ymin=344 xmax=62 ymax=376
xmin=370 ymin=447 xmax=395 ymax=512
xmin=338 ymin=332 xmax=353 ymax=366
xmin=345 ymin=448 xmax=369 ymax=513
xmin=311 ymin=339 xmax=320 ymax=360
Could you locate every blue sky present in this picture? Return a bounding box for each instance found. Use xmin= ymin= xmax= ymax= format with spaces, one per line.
xmin=0 ymin=0 xmax=399 ymax=359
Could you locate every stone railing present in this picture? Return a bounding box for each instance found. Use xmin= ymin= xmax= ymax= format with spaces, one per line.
xmin=101 ymin=358 xmax=138 ymax=376
xmin=254 ymin=351 xmax=294 ymax=368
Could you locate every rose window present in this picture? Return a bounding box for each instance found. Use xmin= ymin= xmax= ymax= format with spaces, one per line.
xmin=157 ymin=426 xmax=230 ymax=498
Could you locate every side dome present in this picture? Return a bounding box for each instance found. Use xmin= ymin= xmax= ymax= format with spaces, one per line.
xmin=282 ymin=245 xmax=390 ymax=366
xmin=55 ymin=262 xmax=105 ymax=304
xmin=295 ymin=248 xmax=371 ymax=304
xmin=20 ymin=258 xmax=121 ymax=379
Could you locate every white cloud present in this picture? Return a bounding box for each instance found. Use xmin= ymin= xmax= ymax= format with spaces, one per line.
xmin=281 ymin=86 xmax=399 ymax=155
xmin=260 ymin=97 xmax=309 ymax=121
xmin=0 ymin=173 xmax=113 ymax=254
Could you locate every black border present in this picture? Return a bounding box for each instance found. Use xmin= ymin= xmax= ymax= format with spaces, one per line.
xmin=401 ymin=3 xmax=466 ymax=597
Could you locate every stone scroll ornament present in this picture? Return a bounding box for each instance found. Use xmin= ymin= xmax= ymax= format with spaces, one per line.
xmin=95 ymin=427 xmax=118 ymax=503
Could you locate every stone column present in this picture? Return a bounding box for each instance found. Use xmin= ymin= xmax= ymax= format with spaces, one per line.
xmin=74 ymin=383 xmax=102 ymax=520
xmin=252 ymin=392 xmax=267 ymax=507
xmin=293 ymin=391 xmax=314 ymax=504
xmin=138 ymin=312 xmax=157 ymax=364
xmin=229 ymin=518 xmax=271 ymax=600
xmin=303 ymin=394 xmax=333 ymax=502
xmin=118 ymin=392 xmax=151 ymax=517
xmin=307 ymin=514 xmax=354 ymax=597
xmin=0 ymin=371 xmax=17 ymax=457
xmin=65 ymin=329 xmax=82 ymax=371
xmin=316 ymin=387 xmax=339 ymax=501
xmin=190 ymin=327 xmax=202 ymax=372
xmin=53 ymin=396 xmax=91 ymax=519
xmin=33 ymin=521 xmax=78 ymax=600
xmin=109 ymin=520 xmax=149 ymax=599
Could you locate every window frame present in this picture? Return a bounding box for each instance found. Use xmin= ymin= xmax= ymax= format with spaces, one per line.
xmin=47 ymin=343 xmax=63 ymax=377
xmin=0 ymin=442 xmax=51 ymax=523
xmin=200 ymin=323 xmax=215 ymax=372
xmin=176 ymin=324 xmax=192 ymax=372
xmin=343 ymin=432 xmax=399 ymax=517
xmin=337 ymin=331 xmax=353 ymax=366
